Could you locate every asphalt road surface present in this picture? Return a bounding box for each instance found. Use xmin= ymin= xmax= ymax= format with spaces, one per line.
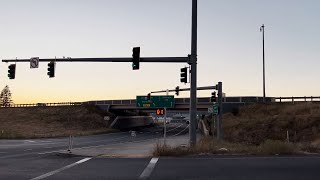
xmin=1 ymin=123 xmax=320 ymax=180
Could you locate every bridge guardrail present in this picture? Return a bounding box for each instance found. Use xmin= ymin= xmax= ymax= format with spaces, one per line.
xmin=1 ymin=102 xmax=82 ymax=108
xmin=4 ymin=96 xmax=319 ymax=108
xmin=275 ymin=96 xmax=320 ymax=103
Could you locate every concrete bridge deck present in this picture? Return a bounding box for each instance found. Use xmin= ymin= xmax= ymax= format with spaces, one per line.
xmin=86 ymin=96 xmax=275 ymax=113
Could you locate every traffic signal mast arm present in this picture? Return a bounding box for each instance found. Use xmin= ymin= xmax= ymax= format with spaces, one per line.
xmin=151 ymin=85 xmax=217 ymax=94
xmin=2 ymin=57 xmax=189 ymax=63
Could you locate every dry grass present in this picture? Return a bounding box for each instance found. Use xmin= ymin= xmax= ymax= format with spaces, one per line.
xmin=222 ymin=103 xmax=320 ymax=144
xmin=153 ymin=142 xmax=191 ymax=157
xmin=0 ymin=105 xmax=117 ymax=139
xmin=154 ymin=103 xmax=320 ymax=156
xmin=258 ymin=139 xmax=297 ymax=155
xmin=153 ymin=137 xmax=316 ymax=157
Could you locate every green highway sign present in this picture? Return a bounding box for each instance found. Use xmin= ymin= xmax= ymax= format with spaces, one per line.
xmin=213 ymin=103 xmax=218 ymax=115
xmin=136 ymin=95 xmax=174 ymax=108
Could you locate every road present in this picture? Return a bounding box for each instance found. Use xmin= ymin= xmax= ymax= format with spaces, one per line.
xmin=1 ymin=122 xmax=320 ymax=180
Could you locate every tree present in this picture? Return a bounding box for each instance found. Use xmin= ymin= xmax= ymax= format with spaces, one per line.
xmin=0 ymin=85 xmax=13 ymax=107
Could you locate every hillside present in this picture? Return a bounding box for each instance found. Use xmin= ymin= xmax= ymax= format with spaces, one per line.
xmin=220 ymin=103 xmax=320 ymax=145
xmin=0 ymin=105 xmax=116 ymax=139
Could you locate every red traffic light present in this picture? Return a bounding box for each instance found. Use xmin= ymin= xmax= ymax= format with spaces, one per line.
xmin=156 ymin=108 xmax=165 ymax=116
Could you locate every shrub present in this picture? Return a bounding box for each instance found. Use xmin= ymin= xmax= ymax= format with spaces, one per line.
xmin=258 ymin=139 xmax=296 ymax=155
xmin=153 ymin=142 xmax=191 ymax=157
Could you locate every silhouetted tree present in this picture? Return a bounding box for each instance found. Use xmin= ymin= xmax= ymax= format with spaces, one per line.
xmin=0 ymin=85 xmax=13 ymax=107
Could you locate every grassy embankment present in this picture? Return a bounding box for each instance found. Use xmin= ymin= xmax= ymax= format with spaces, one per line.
xmin=0 ymin=105 xmax=117 ymax=139
xmin=154 ymin=103 xmax=320 ymax=156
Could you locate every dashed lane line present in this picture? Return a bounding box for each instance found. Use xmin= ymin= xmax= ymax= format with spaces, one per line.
xmin=30 ymin=157 xmax=92 ymax=180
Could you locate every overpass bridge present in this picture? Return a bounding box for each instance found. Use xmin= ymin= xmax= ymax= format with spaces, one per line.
xmin=85 ymin=96 xmax=275 ymax=114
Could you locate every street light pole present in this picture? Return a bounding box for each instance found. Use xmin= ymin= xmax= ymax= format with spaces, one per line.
xmin=189 ymin=0 xmax=198 ymax=146
xmin=260 ymin=24 xmax=266 ymax=103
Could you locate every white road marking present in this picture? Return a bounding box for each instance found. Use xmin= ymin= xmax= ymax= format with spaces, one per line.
xmin=38 ymin=150 xmax=61 ymax=155
xmin=30 ymin=157 xmax=92 ymax=180
xmin=172 ymin=125 xmax=189 ymax=136
xmin=166 ymin=123 xmax=184 ymax=132
xmin=139 ymin=157 xmax=159 ymax=179
xmin=38 ymin=141 xmax=52 ymax=143
xmin=25 ymin=140 xmax=36 ymax=143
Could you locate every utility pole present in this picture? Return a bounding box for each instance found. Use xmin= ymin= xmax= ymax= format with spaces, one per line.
xmin=260 ymin=24 xmax=266 ymax=103
xmin=190 ymin=0 xmax=198 ymax=146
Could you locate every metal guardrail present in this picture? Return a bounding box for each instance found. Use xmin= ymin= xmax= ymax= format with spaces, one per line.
xmin=3 ymin=96 xmax=319 ymax=108
xmin=275 ymin=96 xmax=320 ymax=103
xmin=2 ymin=102 xmax=82 ymax=108
xmin=88 ymin=96 xmax=275 ymax=105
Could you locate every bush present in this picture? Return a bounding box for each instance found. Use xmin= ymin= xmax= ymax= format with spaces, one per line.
xmin=153 ymin=142 xmax=191 ymax=157
xmin=298 ymin=143 xmax=320 ymax=153
xmin=152 ymin=138 xmax=315 ymax=157
xmin=258 ymin=139 xmax=296 ymax=155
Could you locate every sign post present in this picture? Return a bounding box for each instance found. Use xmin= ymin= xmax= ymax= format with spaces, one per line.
xmin=163 ymin=90 xmax=169 ymax=145
xmin=163 ymin=107 xmax=167 ymax=145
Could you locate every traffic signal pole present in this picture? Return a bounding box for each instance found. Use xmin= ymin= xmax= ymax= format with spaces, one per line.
xmin=2 ymin=0 xmax=199 ymax=147
xmin=217 ymin=82 xmax=223 ymax=140
xmin=189 ymin=0 xmax=198 ymax=146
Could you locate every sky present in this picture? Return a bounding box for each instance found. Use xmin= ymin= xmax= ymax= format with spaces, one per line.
xmin=0 ymin=0 xmax=319 ymax=104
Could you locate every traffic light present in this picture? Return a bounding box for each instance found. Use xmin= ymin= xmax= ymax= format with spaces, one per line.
xmin=211 ymin=91 xmax=216 ymax=102
xmin=132 ymin=47 xmax=140 ymax=70
xmin=147 ymin=93 xmax=151 ymax=101
xmin=175 ymin=86 xmax=180 ymax=96
xmin=156 ymin=108 xmax=165 ymax=116
xmin=8 ymin=64 xmax=16 ymax=79
xmin=180 ymin=67 xmax=188 ymax=83
xmin=47 ymin=61 xmax=55 ymax=78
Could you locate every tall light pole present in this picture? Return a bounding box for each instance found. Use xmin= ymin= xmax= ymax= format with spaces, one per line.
xmin=189 ymin=0 xmax=198 ymax=146
xmin=260 ymin=24 xmax=266 ymax=103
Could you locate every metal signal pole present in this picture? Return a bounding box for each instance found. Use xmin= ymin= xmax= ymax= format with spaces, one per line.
xmin=190 ymin=0 xmax=198 ymax=146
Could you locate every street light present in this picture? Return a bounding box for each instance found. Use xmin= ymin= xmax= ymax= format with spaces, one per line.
xmin=260 ymin=24 xmax=266 ymax=103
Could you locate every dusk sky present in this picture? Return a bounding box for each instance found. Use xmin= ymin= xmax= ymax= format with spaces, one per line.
xmin=1 ymin=0 xmax=319 ymax=104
